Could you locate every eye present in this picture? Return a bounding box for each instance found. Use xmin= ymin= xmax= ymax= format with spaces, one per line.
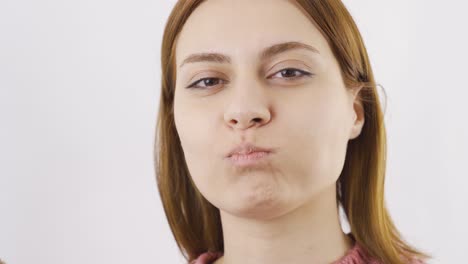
xmin=270 ymin=68 xmax=313 ymax=80
xmin=186 ymin=68 xmax=313 ymax=90
xmin=186 ymin=77 xmax=227 ymax=89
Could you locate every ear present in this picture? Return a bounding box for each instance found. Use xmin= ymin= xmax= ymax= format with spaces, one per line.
xmin=349 ymin=86 xmax=365 ymax=140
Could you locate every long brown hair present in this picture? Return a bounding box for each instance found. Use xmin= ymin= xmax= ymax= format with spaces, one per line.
xmin=154 ymin=0 xmax=432 ymax=263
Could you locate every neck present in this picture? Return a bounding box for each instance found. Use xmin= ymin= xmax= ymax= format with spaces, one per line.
xmin=215 ymin=186 xmax=354 ymax=264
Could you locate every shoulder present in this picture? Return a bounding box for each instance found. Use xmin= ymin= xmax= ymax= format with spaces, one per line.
xmin=190 ymin=251 xmax=223 ymax=264
xmin=410 ymin=257 xmax=427 ymax=264
xmin=336 ymin=242 xmax=426 ymax=264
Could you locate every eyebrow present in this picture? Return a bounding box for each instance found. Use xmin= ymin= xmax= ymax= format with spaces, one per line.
xmin=178 ymin=41 xmax=320 ymax=68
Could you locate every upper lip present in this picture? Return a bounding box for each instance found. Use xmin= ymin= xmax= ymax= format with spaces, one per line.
xmin=225 ymin=142 xmax=273 ymax=158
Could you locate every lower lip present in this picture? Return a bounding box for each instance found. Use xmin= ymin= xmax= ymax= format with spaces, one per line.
xmin=226 ymin=151 xmax=272 ymax=167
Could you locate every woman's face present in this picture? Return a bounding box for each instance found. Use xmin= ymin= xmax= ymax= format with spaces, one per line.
xmin=173 ymin=0 xmax=364 ymax=220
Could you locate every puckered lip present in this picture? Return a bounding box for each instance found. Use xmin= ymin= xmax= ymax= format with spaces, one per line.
xmin=225 ymin=142 xmax=274 ymax=158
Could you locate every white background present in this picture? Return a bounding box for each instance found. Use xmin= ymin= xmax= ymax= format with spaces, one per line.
xmin=1 ymin=0 xmax=466 ymax=263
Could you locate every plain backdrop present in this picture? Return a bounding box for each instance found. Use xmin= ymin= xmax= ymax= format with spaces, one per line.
xmin=1 ymin=0 xmax=467 ymax=263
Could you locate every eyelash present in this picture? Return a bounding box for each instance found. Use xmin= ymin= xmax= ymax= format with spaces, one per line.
xmin=186 ymin=68 xmax=313 ymax=89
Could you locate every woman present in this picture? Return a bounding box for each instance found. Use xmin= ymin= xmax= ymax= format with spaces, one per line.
xmin=155 ymin=0 xmax=432 ymax=263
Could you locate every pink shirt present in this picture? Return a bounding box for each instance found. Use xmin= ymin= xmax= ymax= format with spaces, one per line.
xmin=190 ymin=242 xmax=425 ymax=264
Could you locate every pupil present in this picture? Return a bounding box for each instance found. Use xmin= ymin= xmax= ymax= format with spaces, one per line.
xmin=205 ymin=79 xmax=218 ymax=86
xmin=283 ymin=69 xmax=295 ymax=77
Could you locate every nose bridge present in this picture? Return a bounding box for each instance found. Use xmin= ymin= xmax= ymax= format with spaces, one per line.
xmin=235 ymin=54 xmax=268 ymax=93
xmin=229 ymin=62 xmax=267 ymax=106
xmin=223 ymin=62 xmax=271 ymax=129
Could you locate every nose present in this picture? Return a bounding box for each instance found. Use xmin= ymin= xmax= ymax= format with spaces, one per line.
xmin=225 ymin=110 xmax=270 ymax=130
xmin=223 ymin=83 xmax=271 ymax=130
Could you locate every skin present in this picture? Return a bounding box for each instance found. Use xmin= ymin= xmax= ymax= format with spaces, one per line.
xmin=173 ymin=0 xmax=365 ymax=263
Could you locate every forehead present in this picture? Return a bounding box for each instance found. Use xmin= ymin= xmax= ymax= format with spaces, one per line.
xmin=175 ymin=0 xmax=330 ymax=65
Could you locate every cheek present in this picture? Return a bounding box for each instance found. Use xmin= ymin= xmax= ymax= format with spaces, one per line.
xmin=174 ymin=100 xmax=221 ymax=190
xmin=174 ymin=95 xmax=215 ymax=155
xmin=288 ymin=89 xmax=350 ymax=183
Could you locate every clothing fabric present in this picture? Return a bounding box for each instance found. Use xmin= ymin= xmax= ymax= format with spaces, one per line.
xmin=190 ymin=233 xmax=425 ymax=264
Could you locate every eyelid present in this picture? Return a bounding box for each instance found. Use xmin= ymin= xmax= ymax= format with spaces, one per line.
xmin=269 ymin=60 xmax=312 ymax=73
xmin=268 ymin=59 xmax=312 ymax=72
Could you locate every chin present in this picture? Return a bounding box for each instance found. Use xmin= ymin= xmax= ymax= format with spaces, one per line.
xmin=222 ymin=189 xmax=292 ymax=221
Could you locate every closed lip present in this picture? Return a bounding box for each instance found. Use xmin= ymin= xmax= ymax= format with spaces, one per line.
xmin=225 ymin=142 xmax=274 ymax=158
